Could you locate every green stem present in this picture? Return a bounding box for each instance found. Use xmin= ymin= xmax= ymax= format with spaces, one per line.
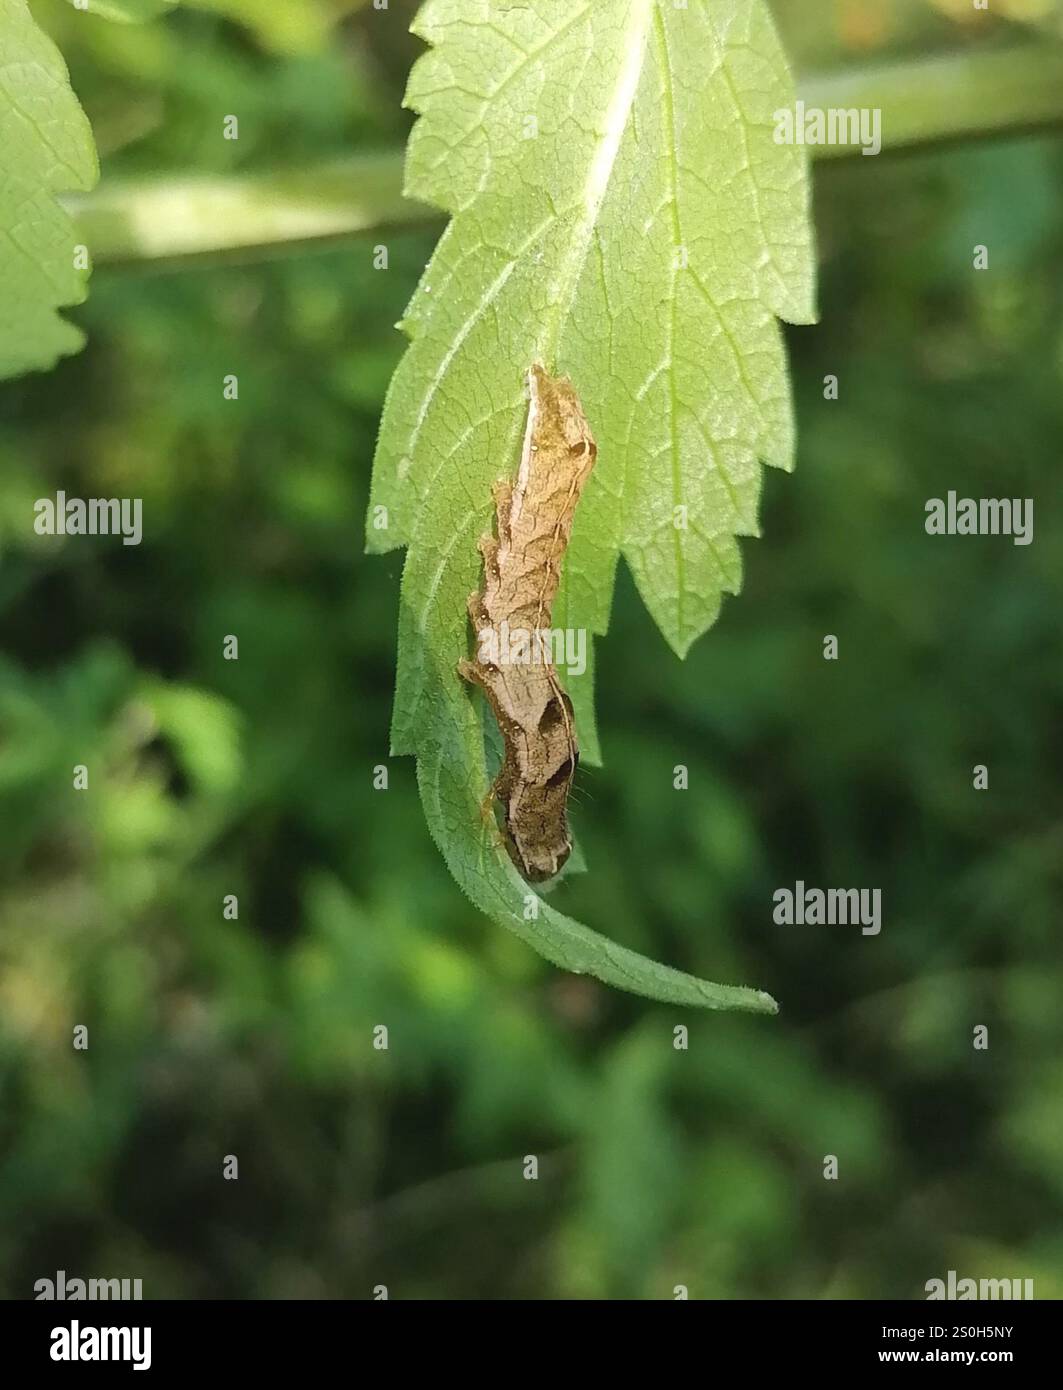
xmin=801 ymin=40 xmax=1063 ymax=160
xmin=66 ymin=152 xmax=425 ymax=270
xmin=66 ymin=42 xmax=1063 ymax=268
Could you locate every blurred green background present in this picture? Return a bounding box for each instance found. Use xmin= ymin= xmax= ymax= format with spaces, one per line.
xmin=1 ymin=0 xmax=1062 ymax=1299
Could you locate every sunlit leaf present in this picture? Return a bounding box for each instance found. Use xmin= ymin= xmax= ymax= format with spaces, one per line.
xmin=368 ymin=0 xmax=816 ymax=1009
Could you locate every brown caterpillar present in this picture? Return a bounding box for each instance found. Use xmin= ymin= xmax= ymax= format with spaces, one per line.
xmin=458 ymin=364 xmax=597 ymax=882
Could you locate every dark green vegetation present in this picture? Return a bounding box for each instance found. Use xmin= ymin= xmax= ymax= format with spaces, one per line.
xmin=1 ymin=0 xmax=1061 ymax=1298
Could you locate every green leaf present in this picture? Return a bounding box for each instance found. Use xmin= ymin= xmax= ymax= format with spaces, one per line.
xmin=0 ymin=0 xmax=98 ymax=380
xmin=368 ymin=0 xmax=816 ymax=1011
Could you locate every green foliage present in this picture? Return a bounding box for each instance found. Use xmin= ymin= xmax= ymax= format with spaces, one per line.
xmin=1 ymin=0 xmax=1062 ymax=1304
xmin=369 ymin=0 xmax=815 ymax=1008
xmin=188 ymin=0 xmax=365 ymax=55
xmin=66 ymin=0 xmax=362 ymax=51
xmin=0 ymin=0 xmax=97 ymax=380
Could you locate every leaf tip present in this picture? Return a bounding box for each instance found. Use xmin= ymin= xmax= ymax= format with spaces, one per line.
xmin=754 ymin=989 xmax=780 ymax=1017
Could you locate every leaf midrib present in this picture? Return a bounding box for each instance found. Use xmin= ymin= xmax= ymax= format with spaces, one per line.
xmin=410 ymin=0 xmax=657 ymax=648
xmin=535 ymin=0 xmax=654 ymax=369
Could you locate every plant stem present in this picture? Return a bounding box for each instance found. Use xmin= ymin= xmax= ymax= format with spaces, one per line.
xmin=801 ymin=40 xmax=1063 ymax=161
xmin=66 ymin=42 xmax=1063 ymax=268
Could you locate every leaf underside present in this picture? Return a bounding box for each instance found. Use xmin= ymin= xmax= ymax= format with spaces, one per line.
xmin=368 ymin=0 xmax=816 ymax=1012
